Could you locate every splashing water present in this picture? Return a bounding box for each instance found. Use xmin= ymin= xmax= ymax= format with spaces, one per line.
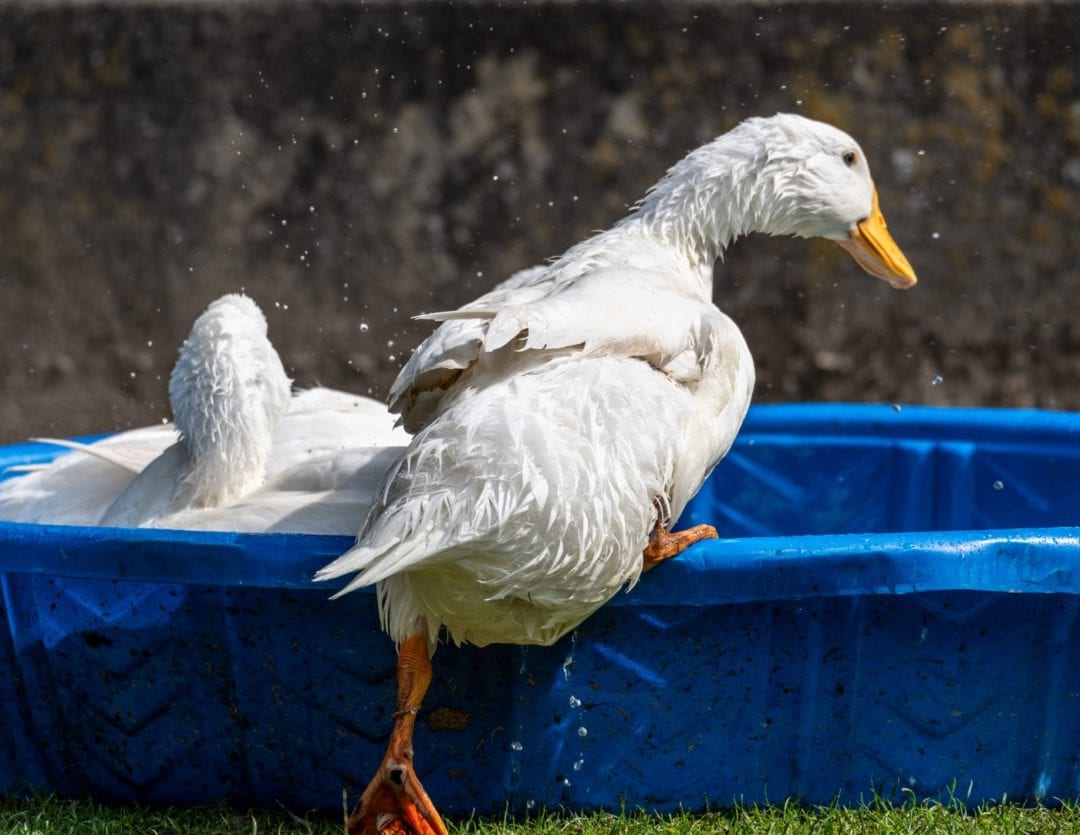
xmin=562 ymin=630 xmax=579 ymax=682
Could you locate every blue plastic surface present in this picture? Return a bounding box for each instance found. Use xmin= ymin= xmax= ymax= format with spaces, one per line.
xmin=1 ymin=403 xmax=1079 ymax=813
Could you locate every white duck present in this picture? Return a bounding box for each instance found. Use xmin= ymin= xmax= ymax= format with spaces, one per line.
xmin=0 ymin=294 xmax=409 ymax=532
xmin=323 ymin=113 xmax=917 ymax=835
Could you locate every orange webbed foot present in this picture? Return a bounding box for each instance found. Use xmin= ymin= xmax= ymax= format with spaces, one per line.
xmin=346 ymin=748 xmax=447 ymax=835
xmin=642 ymin=522 xmax=718 ymax=571
xmin=347 ymin=627 xmax=447 ymax=835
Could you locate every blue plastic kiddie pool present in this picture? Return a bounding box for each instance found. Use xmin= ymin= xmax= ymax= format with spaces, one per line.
xmin=0 ymin=403 xmax=1078 ymax=814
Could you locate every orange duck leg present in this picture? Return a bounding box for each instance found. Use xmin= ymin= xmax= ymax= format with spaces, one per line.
xmin=347 ymin=628 xmax=447 ymax=835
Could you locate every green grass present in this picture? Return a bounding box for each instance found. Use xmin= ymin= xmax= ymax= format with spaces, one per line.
xmin=2 ymin=794 xmax=1080 ymax=834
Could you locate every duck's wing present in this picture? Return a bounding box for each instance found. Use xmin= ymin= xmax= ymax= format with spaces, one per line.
xmin=388 ymin=265 xmax=554 ymax=432
xmin=389 ymin=264 xmax=725 ymax=430
xmin=418 ymin=267 xmax=726 ymax=384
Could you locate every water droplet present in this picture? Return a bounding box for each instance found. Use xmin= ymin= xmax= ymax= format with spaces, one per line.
xmin=359 ymin=323 xmax=369 ymax=333
xmin=562 ymin=778 xmax=571 ymax=787
xmin=525 ymin=799 xmax=536 ymax=810
xmin=561 ymin=630 xmax=579 ymax=681
xmin=577 ymin=726 xmax=588 ymax=738
xmin=280 ymin=219 xmax=288 ymax=226
xmin=510 ymin=741 xmax=523 ymax=752
xmin=931 ymin=375 xmax=943 ymax=386
xmin=568 ymin=695 xmax=581 ymax=709
xmin=892 ymin=404 xmax=902 ymax=413
xmin=573 ymin=759 xmax=584 ymax=771
xmin=993 ymin=480 xmax=1004 ymax=491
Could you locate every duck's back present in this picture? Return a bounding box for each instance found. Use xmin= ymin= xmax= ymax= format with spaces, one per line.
xmin=268 ymin=387 xmax=409 ymax=475
xmin=321 ymin=339 xmax=751 ymax=648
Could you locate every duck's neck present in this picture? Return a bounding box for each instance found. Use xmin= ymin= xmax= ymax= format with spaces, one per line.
xmin=620 ymin=130 xmax=774 ymax=297
xmin=171 ymin=363 xmax=280 ymax=510
xmin=179 ymin=405 xmax=275 ymax=509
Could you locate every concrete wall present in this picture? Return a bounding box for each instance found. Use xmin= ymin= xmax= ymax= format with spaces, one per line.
xmin=1 ymin=2 xmax=1077 ymax=442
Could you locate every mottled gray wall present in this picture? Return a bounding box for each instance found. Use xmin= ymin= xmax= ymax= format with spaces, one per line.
xmin=1 ymin=2 xmax=1077 ymax=443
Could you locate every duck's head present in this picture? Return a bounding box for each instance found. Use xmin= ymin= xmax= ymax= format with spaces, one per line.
xmin=749 ymin=113 xmax=917 ymax=289
xmin=169 ymin=293 xmax=292 ymax=506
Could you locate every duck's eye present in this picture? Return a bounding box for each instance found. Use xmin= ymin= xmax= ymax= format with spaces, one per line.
xmin=842 ymin=150 xmax=858 ymax=167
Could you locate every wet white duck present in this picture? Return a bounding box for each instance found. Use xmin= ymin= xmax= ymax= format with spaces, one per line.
xmin=315 ymin=113 xmax=917 ymax=835
xmin=0 ymin=294 xmax=408 ymax=532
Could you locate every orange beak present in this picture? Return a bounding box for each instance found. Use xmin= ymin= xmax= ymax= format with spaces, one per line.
xmin=835 ymin=187 xmax=917 ymax=289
